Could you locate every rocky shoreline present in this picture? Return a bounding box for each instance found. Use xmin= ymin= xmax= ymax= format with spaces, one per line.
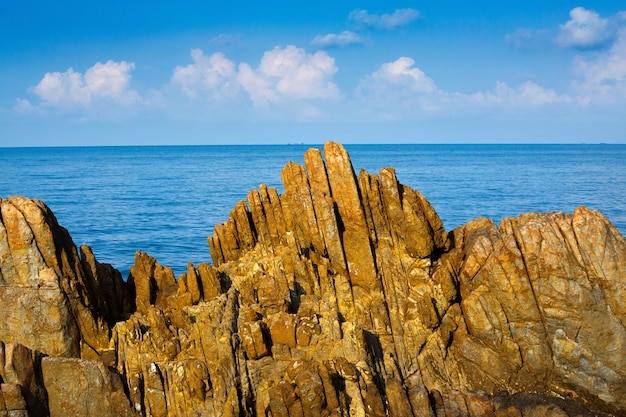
xmin=0 ymin=142 xmax=624 ymax=416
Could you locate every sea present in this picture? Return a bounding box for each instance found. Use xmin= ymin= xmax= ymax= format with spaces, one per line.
xmin=1 ymin=144 xmax=625 ymax=278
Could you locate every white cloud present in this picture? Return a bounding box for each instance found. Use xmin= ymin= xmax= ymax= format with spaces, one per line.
xmin=357 ymin=57 xmax=435 ymax=96
xmin=557 ymin=7 xmax=612 ymax=48
xmin=356 ymin=57 xmax=572 ymax=118
xmin=349 ymin=8 xmax=419 ymax=30
xmin=168 ymin=46 xmax=341 ymax=118
xmin=356 ymin=57 xmax=442 ymax=115
xmin=474 ymin=81 xmax=571 ymax=107
xmin=237 ymin=63 xmax=279 ymax=106
xmin=31 ymin=60 xmax=139 ymax=107
xmin=236 ymin=45 xmax=340 ymax=106
xmin=171 ymin=49 xmax=238 ymax=99
xmin=13 ymin=98 xmax=35 ymax=113
xmin=311 ymin=31 xmax=362 ymax=47
xmin=572 ymin=28 xmax=626 ymax=102
xmin=374 ymin=57 xmax=435 ymax=93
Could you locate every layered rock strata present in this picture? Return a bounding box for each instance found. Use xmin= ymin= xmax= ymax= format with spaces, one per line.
xmin=0 ymin=142 xmax=624 ymax=417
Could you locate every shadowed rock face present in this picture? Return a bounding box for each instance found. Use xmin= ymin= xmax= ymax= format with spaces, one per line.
xmin=0 ymin=142 xmax=624 ymax=417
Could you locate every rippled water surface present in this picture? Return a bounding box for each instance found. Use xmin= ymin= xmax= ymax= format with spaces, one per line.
xmin=1 ymin=144 xmax=624 ymax=277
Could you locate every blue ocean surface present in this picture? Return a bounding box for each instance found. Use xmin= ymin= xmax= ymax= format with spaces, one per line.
xmin=1 ymin=144 xmax=625 ymax=278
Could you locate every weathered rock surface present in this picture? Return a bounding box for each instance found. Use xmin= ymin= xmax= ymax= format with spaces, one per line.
xmin=0 ymin=142 xmax=624 ymax=416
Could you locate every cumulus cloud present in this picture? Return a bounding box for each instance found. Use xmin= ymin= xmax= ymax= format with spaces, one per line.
xmin=169 ymin=45 xmax=341 ymax=115
xmin=349 ymin=8 xmax=419 ymax=30
xmin=171 ymin=49 xmax=238 ymax=99
xmin=30 ymin=60 xmax=139 ymax=107
xmin=358 ymin=57 xmax=435 ymax=94
xmin=237 ymin=46 xmax=340 ymax=106
xmin=311 ymin=31 xmax=362 ymax=47
xmin=355 ymin=57 xmax=442 ymax=115
xmin=356 ymin=56 xmax=572 ymax=117
xmin=13 ymin=98 xmax=35 ymax=113
xmin=556 ymin=7 xmax=612 ymax=48
xmin=572 ymin=28 xmax=626 ymax=102
xmin=473 ymin=81 xmax=571 ymax=107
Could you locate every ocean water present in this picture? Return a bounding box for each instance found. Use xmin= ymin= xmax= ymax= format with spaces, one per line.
xmin=1 ymin=144 xmax=624 ymax=278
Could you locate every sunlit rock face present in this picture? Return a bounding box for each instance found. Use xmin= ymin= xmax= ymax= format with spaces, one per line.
xmin=0 ymin=142 xmax=624 ymax=416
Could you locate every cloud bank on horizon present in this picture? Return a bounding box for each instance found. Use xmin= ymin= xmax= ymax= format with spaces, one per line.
xmin=2 ymin=3 xmax=626 ymax=145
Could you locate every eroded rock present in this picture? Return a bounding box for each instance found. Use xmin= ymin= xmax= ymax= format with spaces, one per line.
xmin=0 ymin=142 xmax=624 ymax=416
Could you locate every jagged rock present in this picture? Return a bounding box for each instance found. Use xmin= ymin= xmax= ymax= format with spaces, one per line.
xmin=0 ymin=342 xmax=47 ymax=416
xmin=0 ymin=142 xmax=624 ymax=416
xmin=80 ymin=245 xmax=134 ymax=326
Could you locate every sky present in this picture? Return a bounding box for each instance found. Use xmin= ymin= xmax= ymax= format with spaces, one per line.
xmin=1 ymin=1 xmax=626 ymax=146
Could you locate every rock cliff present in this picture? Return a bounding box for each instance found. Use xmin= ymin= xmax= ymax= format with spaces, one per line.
xmin=0 ymin=142 xmax=624 ymax=417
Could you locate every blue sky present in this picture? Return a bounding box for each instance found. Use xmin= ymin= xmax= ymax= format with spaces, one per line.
xmin=1 ymin=1 xmax=625 ymax=146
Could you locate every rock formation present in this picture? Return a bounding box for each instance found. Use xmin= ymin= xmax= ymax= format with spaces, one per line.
xmin=0 ymin=142 xmax=624 ymax=416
